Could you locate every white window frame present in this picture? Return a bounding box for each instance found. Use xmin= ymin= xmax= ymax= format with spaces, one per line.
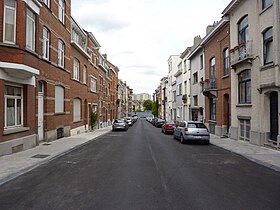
xmin=58 ymin=0 xmax=65 ymax=24
xmin=43 ymin=0 xmax=50 ymax=7
xmin=83 ymin=65 xmax=87 ymax=84
xmin=4 ymin=84 xmax=24 ymax=129
xmin=55 ymin=86 xmax=64 ymax=113
xmin=73 ymin=98 xmax=81 ymax=122
xmin=42 ymin=27 xmax=50 ymax=60
xmin=26 ymin=7 xmax=36 ymax=51
xmin=3 ymin=0 xmax=17 ymax=44
xmin=90 ymin=76 xmax=97 ymax=93
xmin=239 ymin=119 xmax=250 ymax=141
xmin=58 ymin=39 xmax=65 ymax=68
xmin=73 ymin=58 xmax=80 ymax=81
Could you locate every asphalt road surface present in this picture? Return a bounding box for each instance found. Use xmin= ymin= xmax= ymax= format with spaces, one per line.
xmin=0 ymin=119 xmax=280 ymax=210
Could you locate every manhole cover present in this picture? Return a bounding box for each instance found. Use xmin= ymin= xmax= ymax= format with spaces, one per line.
xmin=31 ymin=154 xmax=50 ymax=159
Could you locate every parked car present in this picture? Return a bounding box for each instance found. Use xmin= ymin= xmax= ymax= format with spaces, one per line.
xmin=162 ymin=120 xmax=176 ymax=134
xmin=124 ymin=117 xmax=133 ymax=126
xmin=112 ymin=119 xmax=129 ymax=131
xmin=151 ymin=117 xmax=157 ymax=126
xmin=155 ymin=118 xmax=165 ymax=128
xmin=173 ymin=121 xmax=210 ymax=144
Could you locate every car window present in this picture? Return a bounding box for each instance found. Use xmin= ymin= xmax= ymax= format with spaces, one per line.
xmin=115 ymin=119 xmax=124 ymax=123
xmin=179 ymin=122 xmax=185 ymax=127
xmin=188 ymin=123 xmax=206 ymax=128
xmin=166 ymin=120 xmax=174 ymax=124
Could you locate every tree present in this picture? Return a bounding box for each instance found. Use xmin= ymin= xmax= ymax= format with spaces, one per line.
xmin=152 ymin=100 xmax=159 ymax=117
xmin=143 ymin=99 xmax=153 ymax=111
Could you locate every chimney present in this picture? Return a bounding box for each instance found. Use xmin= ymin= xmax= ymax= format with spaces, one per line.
xmin=193 ymin=35 xmax=202 ymax=45
xmin=206 ymin=21 xmax=219 ymax=34
xmin=102 ymin=53 xmax=107 ymax=60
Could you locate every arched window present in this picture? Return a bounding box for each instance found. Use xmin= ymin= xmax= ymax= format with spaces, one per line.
xmin=73 ymin=58 xmax=80 ymax=81
xmin=55 ymin=86 xmax=64 ymax=113
xmin=238 ymin=15 xmax=248 ymax=44
xmin=73 ymin=98 xmax=81 ymax=122
xmin=58 ymin=39 xmax=65 ymax=68
xmin=223 ymin=48 xmax=229 ymax=76
xmin=238 ymin=70 xmax=251 ymax=104
xmin=263 ymin=27 xmax=273 ymax=65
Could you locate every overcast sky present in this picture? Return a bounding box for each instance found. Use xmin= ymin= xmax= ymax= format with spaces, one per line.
xmin=71 ymin=0 xmax=230 ymax=95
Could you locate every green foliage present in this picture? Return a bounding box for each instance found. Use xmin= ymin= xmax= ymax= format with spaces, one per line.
xmin=90 ymin=111 xmax=98 ymax=129
xmin=152 ymin=100 xmax=159 ymax=117
xmin=143 ymin=99 xmax=153 ymax=111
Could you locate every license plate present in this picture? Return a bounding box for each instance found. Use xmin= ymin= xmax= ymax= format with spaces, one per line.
xmin=195 ymin=136 xmax=202 ymax=139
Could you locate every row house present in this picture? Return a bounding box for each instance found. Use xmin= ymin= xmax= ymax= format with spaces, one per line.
xmin=117 ymin=80 xmax=133 ymax=118
xmin=201 ymin=18 xmax=231 ymax=136
xmin=159 ymin=77 xmax=168 ymax=119
xmin=167 ymin=55 xmax=181 ymax=121
xmin=187 ymin=36 xmax=205 ymax=123
xmin=0 ymin=0 xmax=120 ymax=156
xmin=223 ymin=0 xmax=279 ymax=146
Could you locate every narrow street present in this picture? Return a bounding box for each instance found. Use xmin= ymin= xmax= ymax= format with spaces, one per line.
xmin=0 ymin=119 xmax=280 ymax=210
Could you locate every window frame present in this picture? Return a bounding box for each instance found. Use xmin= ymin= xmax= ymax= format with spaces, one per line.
xmin=209 ymin=98 xmax=216 ymax=121
xmin=42 ymin=27 xmax=50 ymax=60
xmin=239 ymin=119 xmax=250 ymax=141
xmin=73 ymin=98 xmax=81 ymax=122
xmin=58 ymin=0 xmax=65 ymax=24
xmin=261 ymin=0 xmax=272 ymax=10
xmin=263 ymin=27 xmax=273 ymax=65
xmin=55 ymin=85 xmax=64 ymax=113
xmin=238 ymin=70 xmax=251 ymax=104
xmin=3 ymin=0 xmax=17 ymax=44
xmin=73 ymin=58 xmax=80 ymax=81
xmin=58 ymin=39 xmax=65 ymax=68
xmin=43 ymin=0 xmax=50 ymax=7
xmin=83 ymin=65 xmax=87 ymax=84
xmin=238 ymin=15 xmax=248 ymax=45
xmin=223 ymin=48 xmax=229 ymax=76
xmin=26 ymin=7 xmax=36 ymax=51
xmin=4 ymin=84 xmax=24 ymax=129
xmin=90 ymin=76 xmax=97 ymax=93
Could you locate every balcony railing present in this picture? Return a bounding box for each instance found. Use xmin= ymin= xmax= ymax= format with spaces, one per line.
xmin=230 ymin=40 xmax=253 ymax=67
xmin=182 ymin=94 xmax=188 ymax=102
xmin=202 ymin=78 xmax=217 ymax=98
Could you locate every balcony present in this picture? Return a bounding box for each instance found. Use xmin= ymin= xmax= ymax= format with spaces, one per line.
xmin=202 ymin=78 xmax=217 ymax=98
xmin=230 ymin=40 xmax=253 ymax=68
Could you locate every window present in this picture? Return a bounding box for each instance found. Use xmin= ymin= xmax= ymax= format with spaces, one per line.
xmin=58 ymin=39 xmax=65 ymax=68
xmin=42 ymin=27 xmax=50 ymax=60
xmin=4 ymin=85 xmax=23 ymax=128
xmin=210 ymin=98 xmax=216 ymax=121
xmin=238 ymin=15 xmax=248 ymax=45
xmin=73 ymin=98 xmax=81 ymax=122
xmin=223 ymin=48 xmax=229 ymax=76
xmin=200 ymin=54 xmax=203 ymax=69
xmin=183 ymin=60 xmax=187 ymax=72
xmin=263 ymin=27 xmax=273 ymax=65
xmin=26 ymin=8 xmax=35 ymax=51
xmin=193 ymin=72 xmax=198 ymax=84
xmin=43 ymin=0 xmax=50 ymax=7
xmin=238 ymin=70 xmax=251 ymax=104
xmin=83 ymin=66 xmax=87 ymax=84
xmin=173 ymin=90 xmax=176 ymax=102
xmin=58 ymin=0 xmax=65 ymax=24
xmin=73 ymin=58 xmax=80 ymax=81
xmin=177 ymin=83 xmax=182 ymax=95
xmin=210 ymin=57 xmax=216 ymax=88
xmin=262 ymin=0 xmax=272 ymax=10
xmin=4 ymin=0 xmax=16 ymax=44
xmin=240 ymin=119 xmax=250 ymax=141
xmin=55 ymin=86 xmax=64 ymax=113
xmin=193 ymin=95 xmax=198 ymax=106
xmin=108 ymin=83 xmax=110 ymax=96
xmin=99 ymin=76 xmax=103 ymax=91
xmin=90 ymin=76 xmax=97 ymax=92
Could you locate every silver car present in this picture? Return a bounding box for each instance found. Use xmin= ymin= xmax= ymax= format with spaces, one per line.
xmin=174 ymin=121 xmax=210 ymax=144
xmin=112 ymin=119 xmax=129 ymax=131
xmin=123 ymin=117 xmax=133 ymax=126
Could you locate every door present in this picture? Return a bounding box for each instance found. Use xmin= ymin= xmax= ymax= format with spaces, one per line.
xmin=38 ymin=82 xmax=44 ymax=141
xmin=270 ymin=92 xmax=278 ymax=141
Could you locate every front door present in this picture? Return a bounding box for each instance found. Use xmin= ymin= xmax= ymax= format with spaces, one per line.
xmin=270 ymin=92 xmax=278 ymax=141
xmin=38 ymin=82 xmax=44 ymax=141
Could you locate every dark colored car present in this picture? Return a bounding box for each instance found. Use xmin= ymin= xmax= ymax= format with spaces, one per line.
xmin=155 ymin=118 xmax=165 ymax=128
xmin=162 ymin=120 xmax=176 ymax=134
xmin=174 ymin=121 xmax=210 ymax=144
xmin=112 ymin=119 xmax=129 ymax=131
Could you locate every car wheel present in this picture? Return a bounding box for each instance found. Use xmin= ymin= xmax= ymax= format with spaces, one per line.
xmin=180 ymin=135 xmax=185 ymax=144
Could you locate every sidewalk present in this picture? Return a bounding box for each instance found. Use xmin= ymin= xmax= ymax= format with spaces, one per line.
xmin=1 ymin=129 xmax=280 ymax=186
xmin=0 ymin=126 xmax=112 ymax=186
xmin=210 ymin=134 xmax=280 ymax=172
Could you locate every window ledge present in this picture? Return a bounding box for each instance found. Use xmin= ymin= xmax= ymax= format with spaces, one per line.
xmin=222 ymin=75 xmax=229 ymax=79
xmin=73 ymin=120 xmax=82 ymax=123
xmin=0 ymin=42 xmax=20 ymax=48
xmin=25 ymin=48 xmax=39 ymax=57
xmin=3 ymin=127 xmax=30 ymax=135
xmin=260 ymin=63 xmax=274 ymax=71
xmin=259 ymin=4 xmax=273 ymax=15
xmin=90 ymin=90 xmax=97 ymax=94
xmin=208 ymin=120 xmax=216 ymax=123
xmin=236 ymin=104 xmax=252 ymax=107
xmin=54 ymin=112 xmax=66 ymax=116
